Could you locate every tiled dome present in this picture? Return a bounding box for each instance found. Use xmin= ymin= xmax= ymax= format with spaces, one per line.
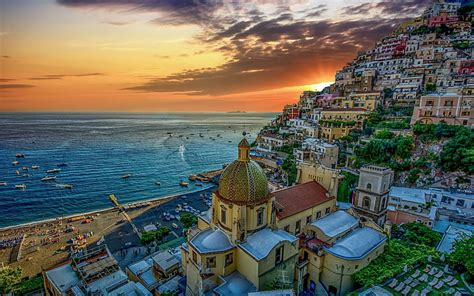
xmin=218 ymin=138 xmax=269 ymax=205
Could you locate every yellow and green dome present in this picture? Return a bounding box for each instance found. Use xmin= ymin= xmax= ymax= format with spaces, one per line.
xmin=218 ymin=138 xmax=269 ymax=205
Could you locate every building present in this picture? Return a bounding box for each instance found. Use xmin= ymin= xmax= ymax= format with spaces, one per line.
xmin=44 ymin=245 xmax=151 ymax=296
xmin=299 ymin=210 xmax=387 ymax=295
xmin=294 ymin=138 xmax=339 ymax=169
xmin=296 ymin=163 xmax=340 ymax=198
xmin=386 ymin=186 xmax=439 ymax=228
xmin=273 ymin=181 xmax=337 ymax=236
xmin=353 ymin=165 xmax=394 ymax=226
xmin=410 ymin=93 xmax=473 ymax=127
xmin=180 ymin=139 xmax=300 ymax=295
xmin=257 ymin=132 xmax=289 ymax=152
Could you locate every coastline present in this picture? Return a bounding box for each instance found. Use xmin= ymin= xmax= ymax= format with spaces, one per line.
xmin=0 ymin=185 xmax=215 ymax=232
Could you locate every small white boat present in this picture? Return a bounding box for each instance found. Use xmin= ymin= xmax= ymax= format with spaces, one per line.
xmin=31 ymin=165 xmax=40 ymax=169
xmin=122 ymin=174 xmax=131 ymax=179
xmin=57 ymin=184 xmax=73 ymax=189
xmin=15 ymin=170 xmax=20 ymax=175
xmin=41 ymin=176 xmax=57 ymax=181
xmin=16 ymin=153 xmax=25 ymax=158
xmin=155 ymin=181 xmax=161 ymax=186
xmin=179 ymin=180 xmax=189 ymax=187
xmin=0 ymin=182 xmax=7 ymax=186
xmin=15 ymin=184 xmax=27 ymax=190
xmin=47 ymin=168 xmax=61 ymax=173
xmin=22 ymin=166 xmax=29 ymax=171
xmin=12 ymin=160 xmax=19 ymax=166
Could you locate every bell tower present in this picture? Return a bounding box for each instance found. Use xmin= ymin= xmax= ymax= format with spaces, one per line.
xmin=353 ymin=165 xmax=394 ymax=226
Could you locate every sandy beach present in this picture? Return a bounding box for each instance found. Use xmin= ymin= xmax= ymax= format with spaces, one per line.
xmin=0 ymin=185 xmax=215 ymax=277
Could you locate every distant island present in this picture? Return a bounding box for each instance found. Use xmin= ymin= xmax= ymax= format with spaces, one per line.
xmin=227 ymin=110 xmax=246 ymax=113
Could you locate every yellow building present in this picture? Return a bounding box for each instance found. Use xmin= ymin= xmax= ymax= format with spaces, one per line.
xmin=296 ymin=162 xmax=340 ymax=197
xmin=181 ymin=139 xmax=387 ymax=296
xmin=299 ymin=210 xmax=387 ymax=295
xmin=331 ymin=93 xmax=379 ymax=111
xmin=318 ymin=108 xmax=369 ymax=142
xmin=181 ymin=139 xmax=299 ymax=295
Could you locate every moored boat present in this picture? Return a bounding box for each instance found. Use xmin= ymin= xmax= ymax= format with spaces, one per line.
xmin=47 ymin=168 xmax=61 ymax=173
xmin=16 ymin=153 xmax=25 ymax=158
xmin=12 ymin=160 xmax=19 ymax=166
xmin=0 ymin=182 xmax=7 ymax=186
xmin=57 ymin=183 xmax=73 ymax=189
xmin=32 ymin=165 xmax=40 ymax=169
xmin=41 ymin=176 xmax=57 ymax=181
xmin=15 ymin=184 xmax=26 ymax=190
xmin=179 ymin=180 xmax=189 ymax=187
xmin=122 ymin=174 xmax=131 ymax=179
xmin=155 ymin=181 xmax=161 ymax=186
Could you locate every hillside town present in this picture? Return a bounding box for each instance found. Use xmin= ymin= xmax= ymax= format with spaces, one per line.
xmin=1 ymin=1 xmax=474 ymax=296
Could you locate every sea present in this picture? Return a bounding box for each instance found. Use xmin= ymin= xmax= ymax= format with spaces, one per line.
xmin=0 ymin=112 xmax=275 ymax=228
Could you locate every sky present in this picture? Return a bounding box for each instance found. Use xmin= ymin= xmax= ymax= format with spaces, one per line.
xmin=0 ymin=0 xmax=432 ymax=112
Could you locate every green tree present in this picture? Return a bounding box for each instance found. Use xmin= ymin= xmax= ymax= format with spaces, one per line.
xmin=140 ymin=226 xmax=171 ymax=245
xmin=449 ymin=234 xmax=474 ymax=282
xmin=0 ymin=266 xmax=22 ymax=294
xmin=437 ymin=128 xmax=474 ymax=175
xmin=400 ymin=222 xmax=441 ymax=247
xmin=180 ymin=213 xmax=197 ymax=229
xmin=281 ymin=154 xmax=297 ymax=185
xmin=374 ymin=129 xmax=394 ymax=139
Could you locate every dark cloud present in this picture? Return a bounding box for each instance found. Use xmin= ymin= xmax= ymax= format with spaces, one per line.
xmin=0 ymin=78 xmax=15 ymax=82
xmin=2 ymin=55 xmax=10 ymax=58
xmin=58 ymin=0 xmax=433 ymax=96
xmin=29 ymin=73 xmax=105 ymax=80
xmin=0 ymin=84 xmax=35 ymax=89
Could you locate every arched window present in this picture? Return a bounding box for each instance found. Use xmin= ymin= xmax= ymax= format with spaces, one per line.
xmin=363 ymin=196 xmax=371 ymax=209
xmin=366 ymin=183 xmax=372 ymax=190
xmin=220 ymin=206 xmax=227 ymax=224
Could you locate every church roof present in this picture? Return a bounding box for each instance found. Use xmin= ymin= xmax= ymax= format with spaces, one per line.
xmin=189 ymin=228 xmax=235 ymax=254
xmin=310 ymin=210 xmax=358 ymax=238
xmin=213 ymin=271 xmax=256 ymax=296
xmin=239 ymin=228 xmax=297 ymax=261
xmin=273 ymin=181 xmax=334 ymax=219
xmin=326 ymin=227 xmax=386 ymax=260
xmin=218 ymin=159 xmax=269 ymax=206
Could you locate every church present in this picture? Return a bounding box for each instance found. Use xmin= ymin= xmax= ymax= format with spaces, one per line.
xmin=180 ymin=138 xmax=388 ymax=295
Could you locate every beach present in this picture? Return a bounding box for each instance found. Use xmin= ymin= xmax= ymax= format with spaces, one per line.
xmin=0 ymin=185 xmax=216 ymax=277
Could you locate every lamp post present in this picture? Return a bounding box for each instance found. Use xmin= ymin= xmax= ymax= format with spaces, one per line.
xmin=336 ymin=264 xmax=345 ymax=296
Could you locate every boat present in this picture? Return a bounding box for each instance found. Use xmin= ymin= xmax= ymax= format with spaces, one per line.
xmin=122 ymin=174 xmax=131 ymax=179
xmin=15 ymin=153 xmax=25 ymax=158
xmin=179 ymin=180 xmax=189 ymax=187
xmin=15 ymin=170 xmax=20 ymax=175
xmin=188 ymin=175 xmax=197 ymax=181
xmin=57 ymin=163 xmax=67 ymax=167
xmin=31 ymin=165 xmax=40 ymax=169
xmin=22 ymin=166 xmax=29 ymax=171
xmin=12 ymin=160 xmax=19 ymax=166
xmin=0 ymin=182 xmax=7 ymax=186
xmin=15 ymin=184 xmax=26 ymax=190
xmin=57 ymin=184 xmax=73 ymax=189
xmin=41 ymin=176 xmax=57 ymax=181
xmin=155 ymin=181 xmax=161 ymax=186
xmin=47 ymin=168 xmax=61 ymax=173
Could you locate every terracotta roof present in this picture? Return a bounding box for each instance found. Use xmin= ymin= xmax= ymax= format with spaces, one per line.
xmin=273 ymin=181 xmax=334 ymax=219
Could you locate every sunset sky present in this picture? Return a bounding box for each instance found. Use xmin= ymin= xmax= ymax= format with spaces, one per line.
xmin=0 ymin=0 xmax=431 ymax=112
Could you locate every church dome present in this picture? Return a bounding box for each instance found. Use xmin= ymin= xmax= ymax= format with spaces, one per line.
xmin=218 ymin=138 xmax=269 ymax=205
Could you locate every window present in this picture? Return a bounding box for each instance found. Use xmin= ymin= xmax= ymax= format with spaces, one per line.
xmin=295 ymin=220 xmax=301 ymax=234
xmin=257 ymin=208 xmax=264 ymax=226
xmin=355 ymin=265 xmax=359 ymax=270
xmin=284 ymin=225 xmax=290 ymax=232
xmin=192 ymin=251 xmax=197 ymax=263
xmin=220 ymin=206 xmax=227 ymax=224
xmin=316 ymin=211 xmax=321 ymax=219
xmin=456 ymin=199 xmax=465 ymax=207
xmin=206 ymin=256 xmax=216 ymax=268
xmin=275 ymin=246 xmax=284 ymax=265
xmin=306 ymin=215 xmax=312 ymax=224
xmin=325 ymin=207 xmax=330 ymax=214
xmin=366 ymin=183 xmax=372 ymax=190
xmin=225 ymin=253 xmax=233 ymax=267
xmin=363 ymin=197 xmax=371 ymax=209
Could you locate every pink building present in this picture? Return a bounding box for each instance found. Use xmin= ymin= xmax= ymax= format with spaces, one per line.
xmin=411 ymin=94 xmax=473 ymax=127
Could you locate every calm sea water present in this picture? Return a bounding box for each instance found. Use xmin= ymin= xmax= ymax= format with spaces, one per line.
xmin=0 ymin=112 xmax=275 ymax=228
